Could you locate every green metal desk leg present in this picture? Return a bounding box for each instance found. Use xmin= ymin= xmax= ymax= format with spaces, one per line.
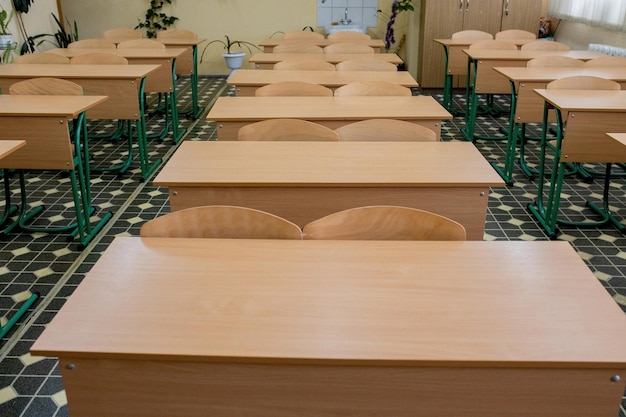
xmin=187 ymin=45 xmax=205 ymax=119
xmin=169 ymin=59 xmax=188 ymax=144
xmin=136 ymin=78 xmax=162 ymax=181
xmin=491 ymin=79 xmax=519 ymax=185
xmin=0 ymin=291 xmax=39 ymax=340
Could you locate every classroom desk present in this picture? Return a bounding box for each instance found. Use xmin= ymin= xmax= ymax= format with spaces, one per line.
xmin=433 ymin=38 xmax=535 ymax=113
xmin=0 ymin=94 xmax=110 ymax=245
xmin=31 ymin=237 xmax=626 ymax=417
xmin=529 ymin=89 xmax=626 ymax=237
xmin=0 ymin=63 xmax=162 ymax=180
xmin=153 ymin=141 xmax=503 ymax=240
xmin=258 ymin=37 xmax=385 ymax=52
xmin=493 ymin=67 xmax=626 ymax=183
xmin=227 ymin=69 xmax=419 ymax=95
xmin=49 ymin=47 xmax=188 ymax=143
xmin=249 ymin=52 xmax=403 ymax=69
xmin=461 ymin=49 xmax=605 ymax=142
xmin=206 ymin=96 xmax=452 ymax=140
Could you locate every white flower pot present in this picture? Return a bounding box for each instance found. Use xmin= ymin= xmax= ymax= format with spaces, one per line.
xmin=0 ymin=34 xmax=14 ymax=49
xmin=223 ymin=51 xmax=245 ymax=70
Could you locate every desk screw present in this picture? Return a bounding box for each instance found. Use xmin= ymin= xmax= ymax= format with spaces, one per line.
xmin=611 ymin=375 xmax=621 ymax=382
xmin=480 ymin=191 xmax=485 ymax=196
xmin=59 ymin=120 xmax=64 ymax=124
xmin=219 ymin=124 xmax=223 ymax=128
xmin=66 ymin=363 xmax=76 ymax=370
xmin=172 ymin=191 xmax=178 ymax=196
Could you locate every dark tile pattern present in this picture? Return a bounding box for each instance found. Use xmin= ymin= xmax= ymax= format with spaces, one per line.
xmin=0 ymin=82 xmax=625 ymax=417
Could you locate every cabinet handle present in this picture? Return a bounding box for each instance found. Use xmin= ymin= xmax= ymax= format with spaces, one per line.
xmin=459 ymin=0 xmax=463 ymax=12
xmin=466 ymin=0 xmax=470 ymax=12
xmin=505 ymin=0 xmax=509 ymax=15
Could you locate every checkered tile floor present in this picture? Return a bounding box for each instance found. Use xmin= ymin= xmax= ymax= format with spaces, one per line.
xmin=1 ymin=81 xmax=625 ymax=417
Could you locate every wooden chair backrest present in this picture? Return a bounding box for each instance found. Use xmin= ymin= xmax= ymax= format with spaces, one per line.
xmin=255 ymin=81 xmax=333 ymax=97
xmin=13 ymin=53 xmax=70 ymax=64
xmin=9 ymin=77 xmax=84 ymax=96
xmin=451 ymin=30 xmax=493 ymax=40
xmin=70 ymin=52 xmax=129 ymax=65
xmin=526 ymin=56 xmax=584 ymax=67
xmin=323 ymin=42 xmax=374 ymax=54
xmin=157 ymin=28 xmax=197 ymax=39
xmin=282 ymin=31 xmax=324 ymax=42
xmin=139 ymin=205 xmax=303 ymax=239
xmin=584 ymin=56 xmax=626 ymax=67
xmin=273 ymin=43 xmax=324 ymax=54
xmin=327 ymin=31 xmax=371 ymax=44
xmin=333 ymin=81 xmax=411 ymax=96
xmin=521 ymin=40 xmax=570 ymax=51
xmin=68 ymin=38 xmax=116 ymax=49
xmin=103 ymin=28 xmax=142 ymax=39
xmin=273 ymin=59 xmax=336 ymax=71
xmin=335 ymin=57 xmax=397 ymax=71
xmin=495 ymin=29 xmax=536 ymax=40
xmin=118 ymin=39 xmax=165 ymax=49
xmin=546 ymin=75 xmax=620 ymax=91
xmin=302 ymin=206 xmax=467 ymax=240
xmin=238 ymin=119 xmax=340 ymax=141
xmin=468 ymin=40 xmax=518 ymax=51
xmin=335 ymin=119 xmax=437 ymax=142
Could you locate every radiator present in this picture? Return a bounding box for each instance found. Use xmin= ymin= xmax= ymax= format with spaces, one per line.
xmin=588 ymin=43 xmax=626 ymax=56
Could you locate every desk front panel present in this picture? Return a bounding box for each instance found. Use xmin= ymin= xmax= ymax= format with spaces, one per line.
xmin=560 ymin=111 xmax=626 ymax=162
xmin=124 ymin=57 xmax=173 ymax=92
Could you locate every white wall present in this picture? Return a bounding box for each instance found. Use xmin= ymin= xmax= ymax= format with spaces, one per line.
xmin=1 ymin=0 xmax=60 ymax=54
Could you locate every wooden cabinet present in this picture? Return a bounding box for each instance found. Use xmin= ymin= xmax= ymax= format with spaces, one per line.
xmin=417 ymin=0 xmax=541 ymax=88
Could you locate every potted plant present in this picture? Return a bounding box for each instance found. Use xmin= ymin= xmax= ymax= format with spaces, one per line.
xmin=200 ymin=35 xmax=262 ymax=71
xmin=0 ymin=5 xmax=15 ymax=50
xmin=135 ymin=0 xmax=178 ymax=38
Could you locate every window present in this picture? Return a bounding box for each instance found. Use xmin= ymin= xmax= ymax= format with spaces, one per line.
xmin=549 ymin=0 xmax=626 ymax=30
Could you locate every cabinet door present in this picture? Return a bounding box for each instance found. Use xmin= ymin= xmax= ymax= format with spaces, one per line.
xmin=419 ymin=1 xmax=466 ymax=88
xmin=500 ymin=0 xmax=541 ymax=34
xmin=462 ymin=0 xmax=504 ymax=33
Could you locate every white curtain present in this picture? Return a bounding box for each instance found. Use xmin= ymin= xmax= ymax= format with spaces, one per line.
xmin=549 ymin=0 xmax=626 ymax=30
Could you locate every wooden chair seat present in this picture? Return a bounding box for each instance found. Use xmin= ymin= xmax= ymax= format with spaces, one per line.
xmin=302 ymin=206 xmax=467 ymax=240
xmin=255 ymin=81 xmax=333 ymax=97
xmin=238 ymin=119 xmax=339 ymax=141
xmin=139 ymin=205 xmax=303 ymax=239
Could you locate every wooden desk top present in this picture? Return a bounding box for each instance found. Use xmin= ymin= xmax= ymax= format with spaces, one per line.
xmin=206 ymin=96 xmax=452 ymax=122
xmin=434 ymin=38 xmax=535 ymax=47
xmin=0 ymin=95 xmax=109 ymax=117
xmin=259 ymin=38 xmax=385 ymax=48
xmin=0 ymin=140 xmax=25 ymax=159
xmin=227 ymin=69 xmax=418 ymax=88
xmin=249 ymin=52 xmax=403 ymax=65
xmin=0 ymin=64 xmax=160 ymax=79
xmin=494 ymin=67 xmax=626 ymax=83
xmin=153 ymin=141 xmax=503 ymax=187
xmin=49 ymin=47 xmax=187 ymax=59
xmin=534 ymin=89 xmax=626 ymax=112
xmin=463 ymin=49 xmax=605 ymax=61
xmin=31 ymin=237 xmax=626 ymax=367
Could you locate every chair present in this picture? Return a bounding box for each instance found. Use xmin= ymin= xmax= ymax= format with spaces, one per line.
xmin=238 ymin=119 xmax=339 ymax=141
xmin=335 ymin=57 xmax=397 ymax=71
xmin=547 ymin=75 xmax=620 ymax=91
xmin=521 ymin=40 xmax=570 ymax=51
xmin=157 ymin=28 xmax=197 ymax=40
xmin=451 ymin=30 xmax=493 ymax=40
xmin=255 ymin=81 xmax=333 ymax=97
xmin=333 ymin=81 xmax=411 ymax=96
xmin=495 ymin=29 xmax=536 ymax=40
xmin=335 ymin=119 xmax=437 ymax=142
xmin=70 ymin=52 xmax=129 ymax=65
xmin=117 ymin=39 xmax=165 ymax=49
xmin=273 ymin=59 xmax=336 ymax=71
xmin=13 ymin=53 xmax=70 ymax=64
xmin=68 ymin=38 xmax=116 ymax=49
xmin=273 ymin=43 xmax=324 ymax=54
xmin=302 ymin=206 xmax=467 ymax=240
xmin=282 ymin=31 xmax=324 ymax=42
xmin=526 ymin=56 xmax=584 ymax=68
xmin=323 ymin=42 xmax=374 ymax=54
xmin=584 ymin=56 xmax=626 ymax=67
xmin=103 ymin=28 xmax=142 ymax=40
xmin=139 ymin=205 xmax=303 ymax=239
xmin=327 ymin=31 xmax=371 ymax=44
xmin=5 ymin=78 xmax=111 ymax=246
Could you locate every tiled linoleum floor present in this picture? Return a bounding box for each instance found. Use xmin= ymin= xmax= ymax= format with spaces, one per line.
xmin=0 ymin=78 xmax=625 ymax=417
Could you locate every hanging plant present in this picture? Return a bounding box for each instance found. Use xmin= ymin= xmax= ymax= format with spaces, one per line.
xmin=13 ymin=0 xmax=34 ymax=14
xmin=384 ymin=0 xmax=414 ymax=50
xmin=135 ymin=0 xmax=178 ymax=38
